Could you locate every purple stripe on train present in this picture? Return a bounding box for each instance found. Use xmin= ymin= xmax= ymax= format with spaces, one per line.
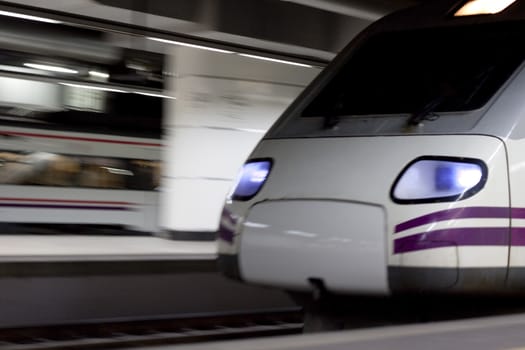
xmin=0 ymin=203 xmax=131 ymax=210
xmin=394 ymin=226 xmax=525 ymax=254
xmin=394 ymin=206 xmax=514 ymax=233
xmin=393 ymin=227 xmax=510 ymax=254
xmin=217 ymin=223 xmax=234 ymax=243
xmin=511 ymin=227 xmax=525 ymax=245
xmin=217 ymin=208 xmax=237 ymax=243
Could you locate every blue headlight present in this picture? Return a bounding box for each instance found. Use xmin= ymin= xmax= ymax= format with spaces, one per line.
xmin=392 ymin=157 xmax=487 ymax=204
xmin=435 ymin=163 xmax=482 ymax=192
xmin=231 ymin=159 xmax=272 ymax=200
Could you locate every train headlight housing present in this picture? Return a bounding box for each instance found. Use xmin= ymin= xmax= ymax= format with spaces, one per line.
xmin=391 ymin=157 xmax=487 ymax=204
xmin=230 ymin=159 xmax=272 ymax=201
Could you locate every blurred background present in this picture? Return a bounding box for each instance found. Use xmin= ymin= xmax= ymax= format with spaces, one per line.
xmin=0 ymin=0 xmax=421 ymax=238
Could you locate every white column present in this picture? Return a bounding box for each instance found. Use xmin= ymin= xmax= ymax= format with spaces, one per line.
xmin=160 ymin=47 xmax=320 ymax=239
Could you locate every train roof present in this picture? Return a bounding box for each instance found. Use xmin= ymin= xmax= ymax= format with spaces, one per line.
xmin=328 ymin=0 xmax=525 ymax=81
xmin=365 ymin=0 xmax=525 ymax=37
xmin=401 ymin=0 xmax=521 ymax=27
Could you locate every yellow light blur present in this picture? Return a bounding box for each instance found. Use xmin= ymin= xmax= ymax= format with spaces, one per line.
xmin=454 ymin=0 xmax=516 ymax=16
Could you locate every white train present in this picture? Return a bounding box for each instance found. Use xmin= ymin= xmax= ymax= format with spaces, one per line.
xmin=0 ymin=11 xmax=168 ymax=234
xmin=0 ymin=97 xmax=162 ymax=234
xmin=218 ymin=0 xmax=525 ymax=301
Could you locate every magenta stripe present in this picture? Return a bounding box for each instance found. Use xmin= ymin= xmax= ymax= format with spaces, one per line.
xmin=2 ymin=130 xmax=161 ymax=147
xmin=393 ymin=227 xmax=509 ymax=254
xmin=512 ymin=208 xmax=525 ymax=219
xmin=221 ymin=208 xmax=236 ymax=226
xmin=395 ymin=207 xmax=510 ymax=233
xmin=0 ymin=197 xmax=133 ymax=205
xmin=0 ymin=204 xmax=130 ymax=210
xmin=218 ymin=209 xmax=236 ymax=243
xmin=217 ymin=223 xmax=234 ymax=243
xmin=511 ymin=227 xmax=525 ymax=246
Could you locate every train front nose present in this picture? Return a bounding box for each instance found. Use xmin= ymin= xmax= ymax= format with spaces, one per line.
xmin=222 ymin=135 xmax=507 ymax=295
xmin=239 ymin=200 xmax=388 ymax=294
xmin=228 ymin=136 xmax=397 ymax=296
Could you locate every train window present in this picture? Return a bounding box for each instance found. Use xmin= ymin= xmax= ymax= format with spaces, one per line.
xmin=302 ymin=20 xmax=525 ymax=118
xmin=0 ymin=151 xmax=160 ymax=190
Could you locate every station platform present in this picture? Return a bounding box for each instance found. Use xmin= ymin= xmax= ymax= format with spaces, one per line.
xmin=0 ymin=234 xmax=216 ymax=262
xmin=0 ymin=235 xmax=298 ymax=329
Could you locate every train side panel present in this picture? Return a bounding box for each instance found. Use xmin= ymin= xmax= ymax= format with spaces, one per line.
xmin=0 ymin=125 xmax=161 ymax=232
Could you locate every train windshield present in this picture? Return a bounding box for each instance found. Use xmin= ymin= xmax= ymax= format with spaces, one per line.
xmin=301 ymin=20 xmax=525 ymax=119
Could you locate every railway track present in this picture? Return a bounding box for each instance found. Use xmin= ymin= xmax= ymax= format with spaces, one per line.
xmin=0 ymin=310 xmax=303 ymax=350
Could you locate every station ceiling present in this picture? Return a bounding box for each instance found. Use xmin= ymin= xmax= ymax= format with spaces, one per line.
xmin=2 ymin=0 xmax=424 ymax=61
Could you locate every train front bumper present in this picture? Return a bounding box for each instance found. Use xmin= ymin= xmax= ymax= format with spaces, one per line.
xmin=236 ymin=199 xmax=389 ymax=295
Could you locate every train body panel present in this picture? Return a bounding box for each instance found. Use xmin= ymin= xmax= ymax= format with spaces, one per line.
xmin=0 ymin=125 xmax=161 ymax=232
xmin=239 ymin=200 xmax=388 ymax=294
xmin=0 ymin=185 xmax=159 ymax=232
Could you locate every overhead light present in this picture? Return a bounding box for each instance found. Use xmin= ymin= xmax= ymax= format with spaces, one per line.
xmin=454 ymin=0 xmax=516 ymax=16
xmin=89 ymin=71 xmax=109 ymax=79
xmin=59 ymin=82 xmax=126 ymax=93
xmin=0 ymin=10 xmax=61 ymax=24
xmin=147 ymin=37 xmax=234 ymax=54
xmin=238 ymin=53 xmax=313 ymax=68
xmin=60 ymin=82 xmax=174 ymax=98
xmin=147 ymin=36 xmax=316 ymax=68
xmin=24 ymin=63 xmax=78 ymax=74
xmin=0 ymin=64 xmax=54 ymax=75
xmin=126 ymin=63 xmax=148 ymax=71
xmin=134 ymin=92 xmax=176 ymax=99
